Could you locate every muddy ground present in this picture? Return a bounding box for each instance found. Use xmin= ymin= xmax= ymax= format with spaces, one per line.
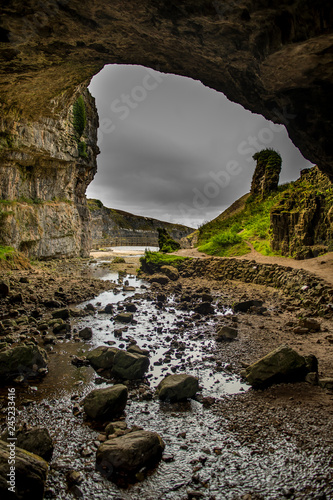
xmin=0 ymin=255 xmax=332 ymax=499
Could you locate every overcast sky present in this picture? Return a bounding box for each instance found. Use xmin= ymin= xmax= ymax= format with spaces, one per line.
xmin=87 ymin=65 xmax=313 ymax=228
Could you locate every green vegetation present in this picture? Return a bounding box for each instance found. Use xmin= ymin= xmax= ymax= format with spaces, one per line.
xmin=73 ymin=95 xmax=88 ymax=159
xmin=87 ymin=199 xmax=104 ymax=211
xmin=0 ymin=246 xmax=16 ymax=260
xmin=0 ymin=132 xmax=15 ymax=150
xmin=158 ymin=228 xmax=181 ymax=253
xmin=78 ymin=140 xmax=88 ymax=158
xmin=140 ymin=250 xmax=189 ymax=274
xmin=198 ymin=184 xmax=292 ymax=257
xmin=73 ymin=95 xmax=86 ymax=137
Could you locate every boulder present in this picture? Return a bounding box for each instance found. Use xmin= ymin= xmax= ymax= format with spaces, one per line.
xmin=105 ymin=421 xmax=128 ymax=437
xmin=127 ymin=344 xmax=149 ymax=357
xmin=194 ymin=302 xmax=214 ymax=315
xmin=160 ymin=265 xmax=179 ymax=281
xmin=86 ymin=346 xmax=119 ymax=370
xmin=233 ymin=300 xmax=263 ymax=313
xmin=83 ymin=384 xmax=128 ymax=420
xmin=104 ymin=303 xmax=114 ymax=314
xmin=125 ymin=303 xmax=137 ymax=312
xmin=52 ymin=308 xmax=70 ymax=320
xmin=216 ymin=325 xmax=238 ymax=341
xmin=96 ymin=430 xmax=165 ymax=477
xmin=299 ymin=318 xmax=321 ymax=331
xmin=112 ymin=351 xmax=150 ymax=380
xmin=157 ymin=374 xmax=199 ymax=402
xmin=0 ymin=344 xmax=48 ymax=382
xmin=0 ymin=282 xmax=10 ymax=299
xmin=241 ymin=345 xmax=307 ymax=388
xmin=79 ymin=327 xmax=93 ymax=340
xmin=1 ymin=426 xmax=53 ymax=461
xmin=115 ymin=312 xmax=133 ymax=324
xmin=0 ymin=439 xmax=48 ymax=500
xmin=149 ymin=274 xmax=170 ymax=285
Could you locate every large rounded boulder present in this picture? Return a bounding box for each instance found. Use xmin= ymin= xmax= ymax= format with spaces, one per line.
xmin=83 ymin=384 xmax=128 ymax=420
xmin=0 ymin=344 xmax=48 ymax=382
xmin=240 ymin=344 xmax=308 ymax=388
xmin=156 ymin=374 xmax=199 ymax=402
xmin=96 ymin=430 xmax=165 ymax=479
xmin=112 ymin=350 xmax=150 ymax=380
xmin=86 ymin=346 xmax=119 ymax=370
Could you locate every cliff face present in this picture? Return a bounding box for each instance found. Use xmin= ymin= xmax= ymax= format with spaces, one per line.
xmin=88 ymin=200 xmax=194 ymax=248
xmin=0 ymin=90 xmax=98 ymax=258
xmin=271 ymin=167 xmax=333 ymax=258
xmin=0 ymin=1 xmax=333 ymax=257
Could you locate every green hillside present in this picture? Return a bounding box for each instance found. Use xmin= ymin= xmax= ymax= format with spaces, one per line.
xmin=197 ymin=184 xmax=291 ymax=257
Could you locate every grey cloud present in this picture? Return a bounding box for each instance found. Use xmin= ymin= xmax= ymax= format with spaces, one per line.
xmin=87 ymin=65 xmax=313 ymax=227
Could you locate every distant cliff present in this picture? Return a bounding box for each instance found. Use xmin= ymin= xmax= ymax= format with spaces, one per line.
xmin=87 ymin=199 xmax=194 ymax=248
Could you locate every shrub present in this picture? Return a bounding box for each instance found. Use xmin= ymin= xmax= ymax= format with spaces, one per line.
xmin=158 ymin=228 xmax=180 ymax=253
xmin=73 ymin=95 xmax=86 ymax=137
xmin=140 ymin=250 xmax=188 ymax=274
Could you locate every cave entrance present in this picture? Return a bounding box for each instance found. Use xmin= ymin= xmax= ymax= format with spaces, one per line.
xmin=87 ymin=64 xmax=313 ymax=228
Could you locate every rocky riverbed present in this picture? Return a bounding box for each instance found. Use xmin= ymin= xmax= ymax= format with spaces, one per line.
xmin=0 ymin=255 xmax=332 ymax=499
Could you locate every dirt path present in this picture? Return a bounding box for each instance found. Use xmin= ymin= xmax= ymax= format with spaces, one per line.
xmin=174 ymin=247 xmax=333 ymax=286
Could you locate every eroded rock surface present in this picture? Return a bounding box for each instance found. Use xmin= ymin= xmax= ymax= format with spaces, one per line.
xmin=0 ymin=1 xmax=333 ymax=257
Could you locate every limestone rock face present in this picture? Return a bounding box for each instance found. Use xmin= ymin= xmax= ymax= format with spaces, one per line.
xmin=0 ymin=344 xmax=48 ymax=381
xmin=83 ymin=384 xmax=128 ymax=420
xmin=96 ymin=430 xmax=165 ymax=476
xmin=271 ymin=167 xmax=333 ymax=257
xmin=157 ymin=374 xmax=199 ymax=402
xmin=241 ymin=345 xmax=307 ymax=388
xmin=0 ymin=90 xmax=98 ymax=258
xmin=88 ymin=200 xmax=193 ymax=248
xmin=0 ymin=439 xmax=48 ymax=500
xmin=250 ymin=150 xmax=282 ymax=198
xmin=0 ymin=1 xmax=333 ymax=257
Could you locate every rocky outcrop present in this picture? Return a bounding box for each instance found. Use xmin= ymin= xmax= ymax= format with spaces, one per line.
xmin=250 ymin=149 xmax=282 ymax=198
xmin=271 ymin=166 xmax=333 ymax=257
xmin=88 ymin=200 xmax=193 ymax=248
xmin=0 ymin=1 xmax=333 ymax=258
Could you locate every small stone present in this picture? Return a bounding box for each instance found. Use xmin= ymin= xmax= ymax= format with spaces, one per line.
xmin=79 ymin=327 xmax=93 ymax=340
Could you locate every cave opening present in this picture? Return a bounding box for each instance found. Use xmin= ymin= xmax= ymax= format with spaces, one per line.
xmin=87 ymin=64 xmax=313 ymax=229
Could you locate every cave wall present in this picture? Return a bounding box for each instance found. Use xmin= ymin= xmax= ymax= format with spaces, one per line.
xmin=0 ymin=0 xmax=333 ymax=257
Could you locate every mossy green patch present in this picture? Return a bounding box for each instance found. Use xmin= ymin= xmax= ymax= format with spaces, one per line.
xmin=73 ymin=95 xmax=86 ymax=137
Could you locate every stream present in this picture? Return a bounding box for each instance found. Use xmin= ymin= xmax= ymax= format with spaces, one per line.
xmin=0 ymin=256 xmax=331 ymax=499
